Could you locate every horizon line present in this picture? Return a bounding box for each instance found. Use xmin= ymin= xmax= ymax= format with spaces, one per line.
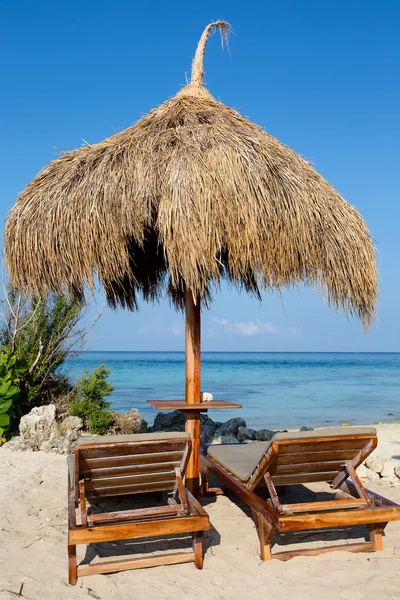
xmin=79 ymin=350 xmax=400 ymax=354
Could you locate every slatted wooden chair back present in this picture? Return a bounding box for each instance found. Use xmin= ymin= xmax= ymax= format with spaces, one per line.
xmin=247 ymin=430 xmax=377 ymax=490
xmin=75 ymin=435 xmax=191 ymax=501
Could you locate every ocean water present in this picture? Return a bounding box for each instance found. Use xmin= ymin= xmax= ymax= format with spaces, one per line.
xmin=64 ymin=352 xmax=400 ymax=430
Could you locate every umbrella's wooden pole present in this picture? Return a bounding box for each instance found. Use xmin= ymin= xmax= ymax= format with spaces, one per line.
xmin=184 ymin=290 xmax=201 ymax=498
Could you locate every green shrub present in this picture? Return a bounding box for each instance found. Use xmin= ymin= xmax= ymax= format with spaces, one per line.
xmin=0 ymin=350 xmax=27 ymax=441
xmin=0 ymin=288 xmax=94 ymax=411
xmin=88 ymin=410 xmax=113 ymax=435
xmin=69 ymin=365 xmax=114 ymax=435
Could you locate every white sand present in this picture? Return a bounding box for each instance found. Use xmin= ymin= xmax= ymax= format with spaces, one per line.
xmin=1 ymin=425 xmax=400 ymax=600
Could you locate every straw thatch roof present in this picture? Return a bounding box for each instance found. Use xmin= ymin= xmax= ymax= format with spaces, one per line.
xmin=5 ymin=21 xmax=377 ymax=328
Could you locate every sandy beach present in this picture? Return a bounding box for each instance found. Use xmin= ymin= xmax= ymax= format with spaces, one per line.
xmin=1 ymin=424 xmax=400 ymax=600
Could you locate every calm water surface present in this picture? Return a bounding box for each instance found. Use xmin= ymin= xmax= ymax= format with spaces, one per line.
xmin=65 ymin=352 xmax=400 ymax=430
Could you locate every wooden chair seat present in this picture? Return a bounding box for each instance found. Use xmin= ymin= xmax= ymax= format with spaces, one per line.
xmin=202 ymin=426 xmax=400 ymax=561
xmin=68 ymin=432 xmax=210 ymax=584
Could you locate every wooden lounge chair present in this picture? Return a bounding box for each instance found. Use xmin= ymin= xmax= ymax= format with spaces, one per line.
xmin=202 ymin=427 xmax=400 ymax=561
xmin=67 ymin=432 xmax=210 ymax=584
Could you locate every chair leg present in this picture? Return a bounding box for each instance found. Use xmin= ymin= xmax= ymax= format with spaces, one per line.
xmin=192 ymin=532 xmax=204 ymax=569
xmin=68 ymin=544 xmax=77 ymax=585
xmin=252 ymin=510 xmax=276 ymax=560
xmin=201 ymin=464 xmax=210 ymax=496
xmin=368 ymin=522 xmax=387 ymax=551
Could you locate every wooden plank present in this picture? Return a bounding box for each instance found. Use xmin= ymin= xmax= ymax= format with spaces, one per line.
xmin=272 ymin=472 xmax=338 ymax=485
xmin=85 ymin=471 xmax=175 ymax=489
xmin=187 ymin=489 xmax=209 ymax=517
xmin=69 ymin=514 xmax=209 ymax=545
xmin=81 ymin=451 xmax=184 ymax=470
xmin=175 ymin=467 xmax=189 ymax=515
xmin=67 ymin=472 xmax=77 ymax=531
xmin=86 ymin=481 xmax=175 ymax=498
xmin=275 ymin=449 xmax=363 ymax=465
xmin=273 ymin=541 xmax=375 ymax=561
xmin=88 ymin=505 xmax=181 ymax=524
xmin=277 ymin=438 xmax=370 ymax=455
xmin=331 ymin=439 xmax=376 ymax=489
xmin=77 ymin=551 xmax=195 ymax=576
xmin=74 ymin=448 xmax=80 ymax=499
xmin=345 ymin=462 xmax=371 ymax=504
xmin=279 ymin=506 xmax=400 ymax=532
xmin=179 ymin=439 xmax=191 ymax=477
xmin=81 ymin=461 xmax=181 ymax=479
xmin=341 ymin=481 xmax=400 ymax=508
xmin=247 ymin=443 xmax=279 ymax=490
xmin=79 ymin=480 xmax=87 ymax=527
xmin=147 ymin=399 xmax=242 ymax=410
xmin=270 ymin=460 xmax=345 ymax=475
xmin=264 ymin=473 xmax=285 ymax=514
xmin=80 ymin=440 xmax=187 ymax=459
xmin=284 ymin=498 xmax=366 ymax=514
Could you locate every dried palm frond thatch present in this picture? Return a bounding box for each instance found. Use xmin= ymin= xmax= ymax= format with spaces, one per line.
xmin=5 ymin=20 xmax=377 ymax=328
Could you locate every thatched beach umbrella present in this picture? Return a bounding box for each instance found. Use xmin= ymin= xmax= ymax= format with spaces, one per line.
xmin=5 ymin=21 xmax=377 ymax=495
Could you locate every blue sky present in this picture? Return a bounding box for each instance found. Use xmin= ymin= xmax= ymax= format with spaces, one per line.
xmin=1 ymin=1 xmax=399 ymax=351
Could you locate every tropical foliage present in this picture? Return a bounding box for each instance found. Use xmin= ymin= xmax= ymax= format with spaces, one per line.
xmin=0 ymin=350 xmax=27 ymax=441
xmin=0 ymin=281 xmax=105 ymax=440
xmin=69 ymin=365 xmax=114 ymax=435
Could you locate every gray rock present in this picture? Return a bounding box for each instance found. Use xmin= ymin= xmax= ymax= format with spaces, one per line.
xmin=381 ymin=459 xmax=397 ymax=479
xmin=300 ymin=426 xmax=314 ymax=432
xmin=356 ymin=464 xmax=372 ymax=479
xmin=200 ymin=415 xmax=219 ymax=450
xmin=112 ymin=408 xmax=148 ymax=435
xmin=237 ymin=426 xmax=256 ymax=443
xmin=380 ymin=477 xmax=400 ymax=487
xmin=2 ymin=435 xmax=33 ymax=451
xmin=41 ymin=415 xmax=83 ymax=454
xmin=255 ymin=429 xmax=275 ymax=441
xmin=18 ymin=405 xmax=84 ymax=454
xmin=19 ymin=405 xmax=56 ymax=449
xmin=357 ymin=464 xmax=380 ymax=482
xmin=395 ymin=462 xmax=400 ymax=479
xmin=365 ymin=455 xmax=384 ymax=474
xmin=151 ymin=410 xmax=185 ymax=432
xmin=151 ymin=409 xmax=220 ymax=450
xmin=214 ymin=417 xmax=246 ymax=436
xmin=209 ymin=432 xmax=240 ymax=445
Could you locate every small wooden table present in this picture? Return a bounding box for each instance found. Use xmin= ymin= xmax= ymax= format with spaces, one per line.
xmin=147 ymin=399 xmax=242 ymax=412
xmin=147 ymin=399 xmax=242 ymax=498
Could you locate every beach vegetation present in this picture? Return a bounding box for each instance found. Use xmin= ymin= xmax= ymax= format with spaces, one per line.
xmin=69 ymin=365 xmax=114 ymax=435
xmin=0 ymin=350 xmax=27 ymax=441
xmin=0 ymin=282 xmax=105 ymax=439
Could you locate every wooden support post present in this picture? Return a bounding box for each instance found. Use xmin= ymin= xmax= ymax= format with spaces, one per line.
xmin=184 ymin=290 xmax=201 ymax=499
xmin=252 ymin=510 xmax=275 ymax=560
xmin=68 ymin=544 xmax=77 ymax=585
xmin=368 ymin=522 xmax=387 ymax=551
xmin=192 ymin=531 xmax=204 ymax=569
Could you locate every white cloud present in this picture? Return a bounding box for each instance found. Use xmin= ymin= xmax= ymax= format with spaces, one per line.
xmin=213 ymin=317 xmax=278 ymax=336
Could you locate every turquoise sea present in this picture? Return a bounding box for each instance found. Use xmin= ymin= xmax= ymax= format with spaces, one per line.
xmin=65 ymin=352 xmax=400 ymax=430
